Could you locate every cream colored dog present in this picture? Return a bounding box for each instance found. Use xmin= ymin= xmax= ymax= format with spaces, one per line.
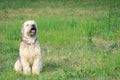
xmin=14 ymin=20 xmax=42 ymax=75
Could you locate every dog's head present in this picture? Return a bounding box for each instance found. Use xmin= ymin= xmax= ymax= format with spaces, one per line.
xmin=22 ymin=20 xmax=38 ymax=37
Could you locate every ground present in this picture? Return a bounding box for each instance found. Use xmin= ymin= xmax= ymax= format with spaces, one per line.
xmin=0 ymin=0 xmax=120 ymax=80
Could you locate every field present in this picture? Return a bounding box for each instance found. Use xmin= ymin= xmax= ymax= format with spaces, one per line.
xmin=0 ymin=0 xmax=120 ymax=80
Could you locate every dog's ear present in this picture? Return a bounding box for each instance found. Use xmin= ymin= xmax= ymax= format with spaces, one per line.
xmin=21 ymin=24 xmax=24 ymax=35
xmin=36 ymin=24 xmax=38 ymax=33
xmin=34 ymin=21 xmax=38 ymax=34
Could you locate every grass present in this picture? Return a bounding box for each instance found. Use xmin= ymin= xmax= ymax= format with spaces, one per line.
xmin=0 ymin=0 xmax=120 ymax=80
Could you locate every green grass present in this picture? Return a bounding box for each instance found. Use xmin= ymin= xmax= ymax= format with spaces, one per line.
xmin=0 ymin=0 xmax=120 ymax=80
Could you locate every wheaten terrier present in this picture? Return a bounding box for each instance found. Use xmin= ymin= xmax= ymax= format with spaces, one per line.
xmin=14 ymin=20 xmax=42 ymax=75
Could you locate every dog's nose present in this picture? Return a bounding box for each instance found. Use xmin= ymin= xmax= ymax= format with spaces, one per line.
xmin=32 ymin=24 xmax=35 ymax=27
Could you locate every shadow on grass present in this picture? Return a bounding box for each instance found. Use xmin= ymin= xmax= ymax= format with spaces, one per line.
xmin=41 ymin=56 xmax=72 ymax=73
xmin=42 ymin=61 xmax=63 ymax=73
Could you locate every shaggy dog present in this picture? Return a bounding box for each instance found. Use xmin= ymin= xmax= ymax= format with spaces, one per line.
xmin=14 ymin=20 xmax=42 ymax=74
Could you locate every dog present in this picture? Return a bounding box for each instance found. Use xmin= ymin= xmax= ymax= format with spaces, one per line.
xmin=14 ymin=20 xmax=43 ymax=75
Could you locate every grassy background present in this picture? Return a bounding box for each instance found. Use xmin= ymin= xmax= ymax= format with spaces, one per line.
xmin=0 ymin=0 xmax=120 ymax=80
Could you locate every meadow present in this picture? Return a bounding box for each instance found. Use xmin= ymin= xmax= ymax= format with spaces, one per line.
xmin=0 ymin=0 xmax=120 ymax=80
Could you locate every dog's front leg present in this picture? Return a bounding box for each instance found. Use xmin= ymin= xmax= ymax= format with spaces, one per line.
xmin=21 ymin=59 xmax=31 ymax=75
xmin=32 ymin=58 xmax=42 ymax=74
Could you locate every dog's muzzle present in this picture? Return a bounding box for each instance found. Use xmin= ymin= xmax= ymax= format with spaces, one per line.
xmin=29 ymin=24 xmax=37 ymax=36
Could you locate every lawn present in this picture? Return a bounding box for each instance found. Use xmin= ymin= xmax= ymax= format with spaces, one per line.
xmin=0 ymin=0 xmax=120 ymax=80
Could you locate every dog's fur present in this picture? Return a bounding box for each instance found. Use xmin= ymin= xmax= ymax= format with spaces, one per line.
xmin=14 ymin=20 xmax=42 ymax=74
